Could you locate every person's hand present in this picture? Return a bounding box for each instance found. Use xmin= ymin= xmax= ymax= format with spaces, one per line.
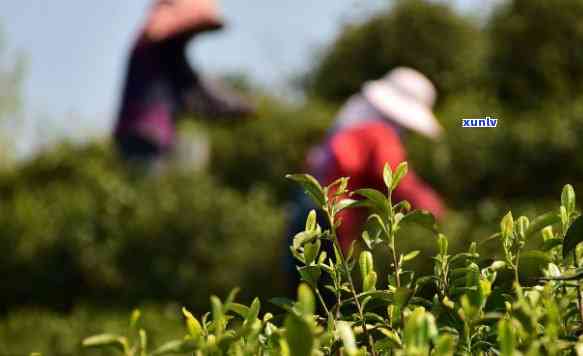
xmin=185 ymin=77 xmax=257 ymax=120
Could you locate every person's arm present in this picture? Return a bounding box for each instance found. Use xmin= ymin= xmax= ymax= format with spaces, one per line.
xmin=182 ymin=76 xmax=255 ymax=119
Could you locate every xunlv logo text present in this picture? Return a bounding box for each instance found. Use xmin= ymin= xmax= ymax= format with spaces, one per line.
xmin=462 ymin=116 xmax=498 ymax=128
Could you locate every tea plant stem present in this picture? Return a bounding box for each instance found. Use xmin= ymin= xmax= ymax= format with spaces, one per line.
xmin=325 ymin=207 xmax=377 ymax=356
xmin=514 ymin=251 xmax=520 ymax=288
xmin=572 ymin=250 xmax=583 ymax=325
xmin=314 ymin=288 xmax=331 ymax=317
xmin=390 ymin=238 xmax=401 ymax=288
xmin=387 ymin=192 xmax=401 ymax=289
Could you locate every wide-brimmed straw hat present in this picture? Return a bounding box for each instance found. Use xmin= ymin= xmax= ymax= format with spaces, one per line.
xmin=144 ymin=0 xmax=224 ymax=42
xmin=362 ymin=67 xmax=443 ymax=140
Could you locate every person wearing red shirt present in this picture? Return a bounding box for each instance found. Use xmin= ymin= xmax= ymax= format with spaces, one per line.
xmin=288 ymin=67 xmax=446 ymax=264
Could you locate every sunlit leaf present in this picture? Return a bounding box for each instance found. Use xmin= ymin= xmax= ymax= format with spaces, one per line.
xmin=401 ymin=210 xmax=437 ymax=232
xmin=285 ymin=314 xmax=314 ymax=356
xmin=392 ymin=162 xmax=408 ymax=191
xmin=525 ymin=211 xmax=561 ymax=240
xmin=182 ymin=307 xmax=203 ymax=341
xmin=403 ymin=250 xmax=420 ymax=262
xmin=394 ymin=287 xmax=414 ymax=309
xmin=353 ymin=188 xmax=390 ymax=217
xmin=286 ymin=174 xmax=326 ymax=207
xmin=82 ymin=334 xmax=128 ymax=353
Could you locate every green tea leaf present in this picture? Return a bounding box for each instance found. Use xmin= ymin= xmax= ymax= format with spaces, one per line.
xmin=363 ymin=272 xmax=378 ymax=292
xmin=82 ymin=334 xmax=128 ymax=353
xmin=437 ymin=234 xmax=449 ymax=256
xmin=401 ymin=210 xmax=437 ymax=232
xmin=403 ymin=307 xmax=438 ymax=349
xmin=303 ymin=239 xmax=321 ymax=265
xmin=246 ymin=298 xmax=261 ymax=325
xmin=139 ymin=329 xmax=147 ymax=356
xmin=130 ymin=309 xmax=141 ymax=330
xmin=540 ymin=267 xmax=583 ymax=281
xmin=210 ymin=296 xmax=225 ymax=336
xmin=516 ymin=216 xmax=529 ymax=238
xmin=182 ymin=307 xmax=203 ymax=341
xmin=336 ymin=321 xmax=358 ymax=355
xmin=394 ymin=200 xmax=412 ymax=214
xmin=525 ymin=211 xmax=561 ymax=240
xmin=383 ymin=163 xmax=393 ymax=191
xmin=227 ymin=303 xmax=250 ymax=318
xmin=563 ymin=217 xmax=583 ymax=258
xmin=269 ymin=297 xmax=295 ymax=312
xmin=497 ymin=319 xmax=516 ymax=356
xmin=286 ymin=174 xmax=326 ymax=207
xmin=297 ymin=283 xmax=316 ymax=315
xmin=500 ymin=212 xmax=514 ymax=239
xmin=353 ymin=188 xmax=390 ymax=217
xmin=298 ymin=266 xmax=321 ymax=289
xmin=394 ymin=287 xmax=414 ymax=309
xmin=292 ymin=230 xmax=320 ymax=250
xmin=434 ymin=334 xmax=456 ymax=356
xmin=416 ymin=276 xmax=438 ymax=288
xmin=542 ymin=237 xmax=563 ymax=251
xmin=359 ymin=251 xmax=374 ymax=281
xmin=562 ymin=184 xmax=576 ymax=215
xmin=305 ymin=210 xmax=317 ymax=232
xmin=336 ymin=199 xmax=358 ymax=214
xmin=284 ymin=314 xmax=314 ymax=356
xmin=392 ymin=161 xmax=408 ymax=191
xmin=403 ymin=250 xmax=420 ymax=262
xmin=519 ymin=251 xmax=552 ymax=283
xmin=150 ymin=339 xmax=198 ymax=356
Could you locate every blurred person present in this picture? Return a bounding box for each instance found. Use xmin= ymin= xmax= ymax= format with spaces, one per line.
xmin=287 ymin=67 xmax=446 ymax=290
xmin=114 ymin=0 xmax=253 ymax=172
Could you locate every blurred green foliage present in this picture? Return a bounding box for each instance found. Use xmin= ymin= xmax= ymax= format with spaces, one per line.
xmin=0 ymin=306 xmax=186 ymax=356
xmin=206 ymin=98 xmax=334 ymax=200
xmin=489 ymin=0 xmax=583 ymax=108
xmin=306 ymin=0 xmax=486 ymax=104
xmin=0 ymin=28 xmax=25 ymax=123
xmin=0 ymin=143 xmax=285 ymax=311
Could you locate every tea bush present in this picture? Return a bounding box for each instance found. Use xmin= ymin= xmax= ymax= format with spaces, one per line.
xmin=76 ymin=163 xmax=583 ymax=355
xmin=0 ymin=306 xmax=186 ymax=356
xmin=488 ymin=0 xmax=583 ymax=108
xmin=306 ymin=0 xmax=485 ymax=104
xmin=407 ymin=93 xmax=583 ymax=206
xmin=205 ymin=98 xmax=335 ymax=200
xmin=3 ymin=91 xmax=583 ymax=315
xmin=0 ymin=142 xmax=285 ymax=311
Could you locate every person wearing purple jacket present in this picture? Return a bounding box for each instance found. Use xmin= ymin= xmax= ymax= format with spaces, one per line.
xmin=114 ymin=0 xmax=253 ymax=169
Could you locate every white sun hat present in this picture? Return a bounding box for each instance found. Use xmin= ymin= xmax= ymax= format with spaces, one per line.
xmin=362 ymin=67 xmax=444 ymax=140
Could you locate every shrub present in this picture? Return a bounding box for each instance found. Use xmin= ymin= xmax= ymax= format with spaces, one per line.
xmin=0 ymin=143 xmax=285 ymax=311
xmin=408 ymin=93 xmax=583 ymax=206
xmin=488 ymin=0 xmax=583 ymax=108
xmin=0 ymin=306 xmax=185 ymax=356
xmin=306 ymin=0 xmax=486 ymax=104
xmin=78 ymin=164 xmax=583 ymax=355
xmin=204 ymin=97 xmax=334 ymax=200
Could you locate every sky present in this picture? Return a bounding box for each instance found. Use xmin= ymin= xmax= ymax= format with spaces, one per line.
xmin=0 ymin=0 xmax=492 ymax=150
